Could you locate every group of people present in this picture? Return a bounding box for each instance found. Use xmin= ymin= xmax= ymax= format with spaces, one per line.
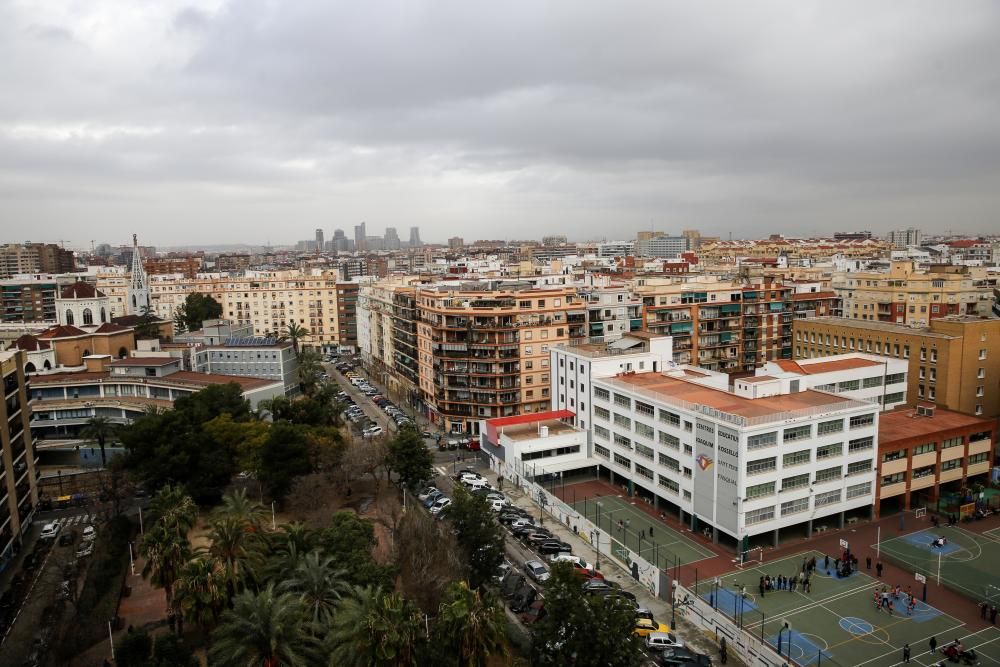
xmin=979 ymin=600 xmax=998 ymax=624
xmin=930 ymin=535 xmax=950 ymax=548
xmin=873 ymin=584 xmax=918 ymax=616
xmin=757 ymin=556 xmax=817 ymax=597
xmin=825 ymin=551 xmax=859 ymax=578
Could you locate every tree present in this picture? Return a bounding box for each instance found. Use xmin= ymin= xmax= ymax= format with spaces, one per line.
xmin=177 ymin=292 xmax=222 ymax=332
xmin=531 ymin=563 xmax=642 ymax=667
xmin=202 ymin=414 xmax=269 ymax=480
xmin=114 ymin=628 xmax=152 ymax=667
xmin=151 ymin=633 xmax=198 ymax=667
xmin=297 ymin=349 xmax=323 ymax=395
xmin=341 ymin=436 xmax=388 ymax=493
xmin=208 ymin=516 xmax=263 ymax=600
xmin=148 ymin=483 xmax=198 ymax=539
xmin=81 ymin=415 xmax=116 ymax=467
xmin=140 ymin=523 xmax=192 ymax=606
xmin=386 ymin=426 xmax=433 ymax=491
xmin=396 ymin=508 xmax=464 ymax=614
xmin=432 ymin=581 xmax=509 ymax=667
xmin=209 ymin=585 xmax=319 ymax=667
xmin=174 ymin=556 xmax=227 ymax=633
xmin=283 ymin=321 xmax=311 ymax=358
xmin=172 ymin=307 xmax=188 ymax=335
xmin=213 ymin=488 xmax=268 ymax=531
xmin=446 ymin=487 xmax=506 ymax=589
xmin=318 ymin=511 xmax=395 ymax=589
xmin=327 ymin=585 xmax=423 ymax=667
xmin=134 ymin=304 xmax=160 ymax=340
xmin=259 ymin=422 xmax=313 ymax=502
xmin=278 ymin=550 xmax=350 ymax=624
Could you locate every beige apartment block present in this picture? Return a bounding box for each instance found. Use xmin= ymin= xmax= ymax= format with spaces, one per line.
xmin=793 ymin=315 xmax=1000 ymax=418
xmin=832 ymin=261 xmax=995 ymax=326
xmin=1 ymin=349 xmax=39 ymax=563
xmin=415 ymin=285 xmax=579 ymax=434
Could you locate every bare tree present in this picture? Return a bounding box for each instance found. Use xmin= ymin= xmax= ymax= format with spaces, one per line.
xmin=340 ymin=436 xmax=388 ymax=493
xmin=396 ymin=507 xmax=465 ymax=614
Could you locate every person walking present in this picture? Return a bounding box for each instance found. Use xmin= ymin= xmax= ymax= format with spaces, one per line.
xmin=876 ymin=561 xmax=883 ymax=578
xmin=991 ymin=605 xmax=997 ymax=625
xmin=759 ymin=576 xmax=765 ymax=598
xmin=720 ymin=637 xmax=728 ymax=664
xmin=982 ymin=601 xmax=989 ymax=620
xmin=866 ymin=555 xmax=872 ymax=570
xmin=929 ymin=636 xmax=938 ymax=654
xmin=903 ymin=643 xmax=911 ymax=663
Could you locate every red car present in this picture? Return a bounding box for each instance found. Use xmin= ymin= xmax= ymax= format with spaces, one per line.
xmin=519 ymin=600 xmax=547 ymax=624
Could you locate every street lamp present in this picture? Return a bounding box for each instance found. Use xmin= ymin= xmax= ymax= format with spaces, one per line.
xmin=592 ymin=530 xmax=601 ymax=571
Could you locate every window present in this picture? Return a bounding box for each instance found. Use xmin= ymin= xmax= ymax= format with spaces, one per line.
xmin=613 ymin=393 xmax=631 ymax=408
xmin=635 ymin=422 xmax=654 ymax=439
xmin=838 ymin=380 xmax=860 ymax=391
xmin=747 ymin=457 xmax=776 ymax=475
xmin=882 ymin=472 xmax=905 ymax=485
xmin=941 ymin=437 xmax=963 ymax=449
xmin=614 ymin=434 xmax=632 ymax=449
xmin=883 ymin=449 xmax=907 ymax=462
xmin=658 ymin=476 xmax=680 ymax=494
xmin=885 ymin=372 xmax=905 ymax=384
xmin=745 ymin=506 xmax=775 ymax=525
xmin=817 ymin=419 xmax=843 ymax=436
xmin=903 ymin=345 xmax=909 ymax=359
xmin=659 ymin=409 xmax=680 ymax=426
xmin=595 ymin=444 xmax=610 ymax=459
xmin=613 ymin=453 xmax=632 ymax=469
xmin=912 ymin=464 xmax=935 ymax=479
xmin=635 ymin=400 xmax=654 ymax=417
xmin=613 ymin=413 xmax=631 ymax=428
xmin=778 ymin=445 xmax=810 ymax=467
xmin=863 ymin=376 xmax=883 ymax=388
xmin=883 ymin=392 xmax=905 ymax=404
xmin=815 ymin=490 xmax=842 ymax=507
xmin=635 ymin=442 xmax=654 ymax=460
xmin=848 ymin=437 xmax=874 ymax=453
xmin=816 ymin=443 xmax=843 ymax=460
xmin=782 ymin=473 xmax=809 ymax=491
xmin=815 ymin=466 xmax=841 ymax=483
xmin=781 ymin=497 xmax=809 ymax=516
xmin=658 ymin=453 xmax=680 ymax=471
xmin=747 ymin=432 xmax=777 ymax=450
xmin=659 ymin=432 xmax=680 ymax=449
xmin=784 ymin=425 xmax=812 ymax=442
xmin=595 ymin=406 xmax=610 ymax=421
xmin=970 ymin=453 xmax=989 ymax=465
xmin=847 ymin=460 xmax=872 ymax=476
xmin=912 ymin=442 xmax=936 ymax=456
xmin=980 ymin=349 xmax=987 ymax=360
xmin=636 ymin=464 xmax=654 ymax=481
xmin=594 ymin=425 xmax=610 ymax=440
xmin=746 ymin=481 xmax=776 ymax=499
xmin=595 ymin=387 xmax=610 ymax=401
xmin=847 ymin=482 xmax=872 ymax=499
xmin=941 ymin=459 xmax=961 ymax=472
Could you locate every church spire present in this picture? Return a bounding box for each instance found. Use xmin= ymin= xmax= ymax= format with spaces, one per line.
xmin=127 ymin=233 xmax=151 ymax=315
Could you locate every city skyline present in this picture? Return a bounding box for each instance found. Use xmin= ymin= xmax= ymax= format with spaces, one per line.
xmin=2 ymin=2 xmax=1000 ymax=245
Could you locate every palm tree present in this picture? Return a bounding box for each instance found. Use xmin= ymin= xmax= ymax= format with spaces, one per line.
xmin=209 ymin=516 xmax=263 ymax=599
xmin=209 ymin=585 xmax=318 ymax=667
xmin=174 ymin=556 xmax=227 ymax=635
xmin=284 ymin=322 xmax=311 ymax=358
xmin=213 ymin=488 xmax=267 ymax=531
xmin=433 ymin=581 xmax=509 ymax=666
xmin=327 ymin=585 xmax=422 ymax=667
xmin=81 ymin=415 xmax=116 ymax=467
xmin=148 ymin=483 xmax=198 ymax=538
xmin=278 ymin=550 xmax=349 ymax=624
xmin=140 ymin=523 xmax=192 ymax=606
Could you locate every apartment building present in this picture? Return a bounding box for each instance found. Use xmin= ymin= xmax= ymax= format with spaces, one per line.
xmin=575 ymin=283 xmax=643 ymax=343
xmin=589 ymin=366 xmax=878 ymax=550
xmin=1 ymin=350 xmax=39 ymax=571
xmin=793 ymin=316 xmax=1000 ymax=417
xmin=876 ymin=405 xmax=994 ymax=516
xmin=1 ymin=276 xmax=70 ymax=324
xmin=415 ymin=284 xmax=579 ymax=434
xmin=29 ymin=356 xmax=283 ymax=440
xmin=832 ymin=261 xmax=995 ymax=325
xmin=638 ymin=276 xmax=794 ymax=373
xmin=0 ymin=243 xmax=76 ymax=279
xmin=358 ymin=282 xmax=420 ymax=403
xmin=754 ymin=353 xmax=909 ymax=412
xmin=95 ymin=270 xmax=358 ymax=352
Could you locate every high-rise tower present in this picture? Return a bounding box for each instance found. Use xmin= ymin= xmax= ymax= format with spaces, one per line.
xmin=127 ymin=233 xmax=151 ymax=315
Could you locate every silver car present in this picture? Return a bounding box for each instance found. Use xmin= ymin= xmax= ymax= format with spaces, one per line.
xmin=524 ymin=559 xmax=550 ymax=583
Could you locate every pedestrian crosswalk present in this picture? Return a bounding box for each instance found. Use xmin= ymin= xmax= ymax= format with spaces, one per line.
xmin=48 ymin=514 xmax=94 ymax=528
xmin=435 ymin=465 xmax=448 ymax=476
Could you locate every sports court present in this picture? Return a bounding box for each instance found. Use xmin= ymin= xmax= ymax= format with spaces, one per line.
xmin=876 ymin=525 xmax=1000 ymax=605
xmin=692 ymin=549 xmax=1000 ymax=666
xmin=571 ymin=494 xmax=717 ymax=570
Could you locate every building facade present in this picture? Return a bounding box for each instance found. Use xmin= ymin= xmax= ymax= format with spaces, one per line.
xmin=1 ymin=350 xmax=39 ymax=571
xmin=793 ymin=316 xmax=1000 ymax=418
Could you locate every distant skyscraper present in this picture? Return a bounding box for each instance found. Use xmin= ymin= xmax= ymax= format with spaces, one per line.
xmin=448 ymin=236 xmax=464 ymax=250
xmin=354 ymin=222 xmax=367 ymax=252
xmin=315 ymin=228 xmax=324 ymax=252
xmin=886 ymin=228 xmax=922 ymax=249
xmin=332 ymin=229 xmax=349 ymax=252
xmin=409 ymin=227 xmax=422 ymax=247
xmin=384 ymin=227 xmax=401 ymax=250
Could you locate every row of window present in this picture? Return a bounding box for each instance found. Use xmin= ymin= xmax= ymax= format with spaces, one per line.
xmin=748 ymin=454 xmax=873 ymax=476
xmin=746 ymin=483 xmax=871 ymax=525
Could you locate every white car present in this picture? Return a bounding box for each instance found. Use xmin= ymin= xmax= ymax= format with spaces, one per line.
xmin=417 ymin=486 xmax=439 ymax=502
xmin=645 ymin=632 xmax=684 ymax=649
xmin=39 ymin=523 xmax=61 ymax=541
xmin=82 ymin=525 xmax=97 ymax=542
xmin=489 ymin=499 xmax=506 ymax=512
xmin=524 ymin=559 xmax=551 ymax=583
xmin=363 ymin=426 xmax=384 ymax=438
xmin=549 ymin=553 xmax=592 ymax=570
xmin=76 ymin=541 xmax=94 ymax=558
xmin=429 ymin=497 xmax=452 ymax=515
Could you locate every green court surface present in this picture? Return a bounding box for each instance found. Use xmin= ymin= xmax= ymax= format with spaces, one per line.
xmin=875 ymin=525 xmax=1000 ymax=605
xmin=572 ymin=494 xmax=716 ymax=570
xmin=692 ymin=550 xmax=996 ymax=667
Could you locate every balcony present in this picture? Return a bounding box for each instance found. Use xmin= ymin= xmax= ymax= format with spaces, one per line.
xmin=879 ymin=480 xmax=906 ymax=499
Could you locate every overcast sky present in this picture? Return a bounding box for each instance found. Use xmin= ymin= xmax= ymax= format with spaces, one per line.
xmin=2 ymin=1 xmax=999 ymax=248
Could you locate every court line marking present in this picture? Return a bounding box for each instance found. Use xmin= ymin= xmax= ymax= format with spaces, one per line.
xmin=576 ymin=496 xmax=717 ymax=560
xmin=852 ymin=621 xmax=966 ymax=667
xmin=868 ymin=625 xmax=999 ymax=667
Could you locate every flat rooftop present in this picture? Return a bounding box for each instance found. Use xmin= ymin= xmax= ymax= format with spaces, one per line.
xmin=31 ymin=369 xmax=277 ymax=392
xmin=501 ymin=419 xmax=579 ymax=442
xmin=795 ymin=317 xmax=956 ymax=338
xmin=879 ymin=407 xmax=994 ymax=443
xmin=777 ymin=357 xmax=885 ymax=375
xmin=605 ymin=371 xmax=865 ymax=423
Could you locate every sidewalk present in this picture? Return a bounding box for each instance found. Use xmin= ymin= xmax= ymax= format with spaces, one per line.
xmin=481 ymin=467 xmax=743 ymax=666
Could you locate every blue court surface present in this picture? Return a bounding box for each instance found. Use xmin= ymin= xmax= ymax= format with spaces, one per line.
xmin=897 ymin=530 xmax=963 ymax=555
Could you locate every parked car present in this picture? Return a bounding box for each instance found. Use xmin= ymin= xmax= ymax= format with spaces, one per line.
xmin=488 ymin=499 xmax=506 ymax=512
xmin=39 ymin=523 xmax=61 ymax=542
xmin=645 ymin=646 xmax=711 ymax=667
xmin=509 ymin=585 xmax=537 ymax=613
xmin=423 ymin=491 xmax=444 ymax=508
xmin=645 ymin=631 xmax=683 ymax=649
xmin=524 ymin=560 xmax=550 ymax=583
xmin=519 ymin=599 xmax=547 ymax=625
xmin=537 ymin=540 xmax=573 ymax=555
xmin=58 ymin=530 xmax=76 ymax=546
xmin=417 ymin=486 xmax=439 ymax=502
xmin=429 ymin=497 xmax=452 ymax=515
xmin=75 ymin=542 xmax=94 ymax=558
xmin=549 ymin=553 xmax=591 ymax=569
xmin=634 ymin=608 xmax=670 ymax=637
xmin=500 ymin=571 xmax=527 ymax=598
xmin=363 ymin=426 xmax=384 ymax=438
xmin=81 ymin=526 xmax=96 ymax=542
xmin=494 ymin=562 xmax=512 ymax=584
xmin=523 ymin=532 xmax=555 ymax=546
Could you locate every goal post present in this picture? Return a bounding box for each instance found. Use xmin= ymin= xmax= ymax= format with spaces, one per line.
xmin=734 ymin=547 xmax=763 ymax=568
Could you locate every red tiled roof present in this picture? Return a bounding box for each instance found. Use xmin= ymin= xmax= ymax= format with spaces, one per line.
xmin=94 ymin=323 xmax=131 ymax=334
xmin=792 ymin=291 xmax=837 ymax=300
xmin=109 ymin=357 xmax=178 ymax=367
xmin=12 ymin=334 xmax=50 ymax=351
xmin=798 ymin=358 xmax=884 ymax=374
xmin=485 ymin=410 xmax=576 ymax=427
xmin=37 ymin=325 xmax=88 ymax=339
xmin=879 ymin=407 xmax=994 ymax=443
xmin=775 ymin=360 xmax=805 ymax=374
xmin=60 ymin=282 xmax=105 ymax=299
